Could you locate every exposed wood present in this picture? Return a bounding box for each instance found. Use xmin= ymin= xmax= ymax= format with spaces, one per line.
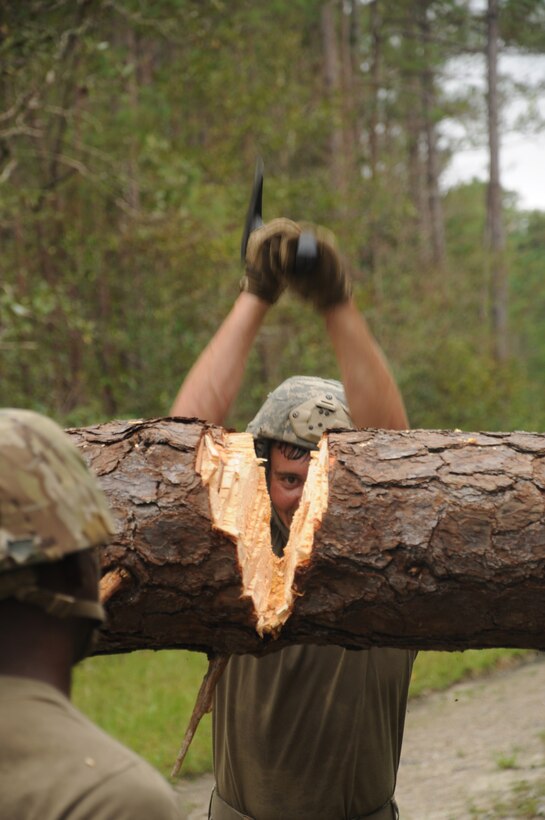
xmin=100 ymin=567 xmax=130 ymax=604
xmin=68 ymin=418 xmax=545 ymax=656
xmin=171 ymin=654 xmax=229 ymax=778
xmin=70 ymin=418 xmax=257 ymax=656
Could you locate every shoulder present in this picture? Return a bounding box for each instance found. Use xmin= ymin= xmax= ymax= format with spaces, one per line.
xmin=60 ymin=703 xmax=186 ymax=818
xmin=62 ymin=702 xmax=187 ymax=819
xmin=0 ymin=677 xmax=186 ymax=819
xmin=76 ymin=759 xmax=186 ymax=820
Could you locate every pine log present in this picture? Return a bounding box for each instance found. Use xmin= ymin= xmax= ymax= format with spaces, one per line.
xmin=68 ymin=419 xmax=545 ymax=654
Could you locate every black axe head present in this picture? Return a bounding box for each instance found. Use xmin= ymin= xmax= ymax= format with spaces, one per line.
xmin=240 ymin=157 xmax=264 ymax=264
xmin=240 ymin=157 xmax=318 ymax=274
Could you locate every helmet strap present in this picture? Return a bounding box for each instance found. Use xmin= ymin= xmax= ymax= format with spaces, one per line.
xmin=0 ymin=567 xmax=105 ymax=623
xmin=14 ymin=586 xmax=105 ymax=624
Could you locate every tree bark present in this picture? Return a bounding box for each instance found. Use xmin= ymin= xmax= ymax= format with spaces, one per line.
xmin=68 ymin=418 xmax=545 ymax=656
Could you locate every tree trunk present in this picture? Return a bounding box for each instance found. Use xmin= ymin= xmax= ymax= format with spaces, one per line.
xmin=486 ymin=0 xmax=509 ymax=362
xmin=367 ymin=0 xmax=383 ymax=296
xmin=339 ymin=1 xmax=358 ymax=169
xmin=68 ymin=418 xmax=545 ymax=657
xmin=404 ymin=12 xmax=432 ymax=270
xmin=321 ymin=1 xmax=349 ymax=202
xmin=417 ymin=1 xmax=446 ymax=271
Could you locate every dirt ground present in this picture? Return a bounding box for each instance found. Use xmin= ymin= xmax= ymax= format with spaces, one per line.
xmin=175 ymin=655 xmax=545 ymax=819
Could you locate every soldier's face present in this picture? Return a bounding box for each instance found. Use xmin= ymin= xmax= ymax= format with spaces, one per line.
xmin=268 ymin=444 xmax=310 ymax=529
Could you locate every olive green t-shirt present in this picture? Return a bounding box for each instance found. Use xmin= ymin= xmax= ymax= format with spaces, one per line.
xmin=0 ymin=675 xmax=185 ymax=820
xmin=213 ymin=516 xmax=415 ymax=820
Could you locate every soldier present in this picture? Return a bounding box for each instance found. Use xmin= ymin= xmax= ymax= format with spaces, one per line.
xmin=171 ymin=219 xmax=416 ymax=820
xmin=0 ymin=409 xmax=186 ymax=820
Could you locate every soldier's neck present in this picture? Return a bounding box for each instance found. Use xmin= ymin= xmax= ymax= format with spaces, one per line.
xmin=0 ymin=600 xmax=73 ymax=697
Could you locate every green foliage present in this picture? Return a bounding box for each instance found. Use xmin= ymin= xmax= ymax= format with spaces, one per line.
xmin=501 ymin=0 xmax=545 ymax=52
xmin=1 ymin=2 xmax=543 ymax=429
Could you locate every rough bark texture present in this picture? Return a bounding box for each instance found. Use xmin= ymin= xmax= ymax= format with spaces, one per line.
xmin=285 ymin=429 xmax=545 ymax=652
xmin=69 ymin=419 xmax=545 ymax=656
xmin=69 ymin=418 xmax=258 ymax=656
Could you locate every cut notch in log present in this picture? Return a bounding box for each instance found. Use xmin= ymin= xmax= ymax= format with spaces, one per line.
xmin=197 ymin=430 xmax=329 ymax=637
xmin=168 ymin=433 xmax=329 ymax=777
xmin=75 ymin=420 xmax=545 ymax=655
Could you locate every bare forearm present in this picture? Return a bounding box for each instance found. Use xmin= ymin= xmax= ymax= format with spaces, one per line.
xmin=325 ymin=300 xmax=408 ymax=430
xmin=170 ymin=293 xmax=269 ymax=426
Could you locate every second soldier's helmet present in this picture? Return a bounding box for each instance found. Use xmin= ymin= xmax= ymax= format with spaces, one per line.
xmin=247 ymin=375 xmax=354 ymax=450
xmin=0 ymin=408 xmax=115 ymax=621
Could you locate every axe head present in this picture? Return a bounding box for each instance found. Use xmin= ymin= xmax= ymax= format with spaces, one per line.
xmin=240 ymin=157 xmax=264 ymax=264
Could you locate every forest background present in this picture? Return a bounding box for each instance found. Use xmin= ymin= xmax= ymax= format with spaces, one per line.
xmin=2 ymin=0 xmax=545 ymax=781
xmin=2 ymin=0 xmax=545 ymax=433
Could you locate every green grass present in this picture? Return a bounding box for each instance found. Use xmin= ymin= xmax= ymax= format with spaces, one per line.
xmin=469 ymin=778 xmax=545 ymax=817
xmin=73 ymin=649 xmax=211 ymax=779
xmin=495 ymin=750 xmax=519 ymax=771
xmin=73 ymin=647 xmax=535 ymax=780
xmin=468 ymin=732 xmax=545 ymax=816
xmin=409 ymin=648 xmax=532 ymax=698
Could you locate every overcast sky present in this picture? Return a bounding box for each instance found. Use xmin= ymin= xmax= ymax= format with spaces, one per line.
xmin=440 ymin=52 xmax=545 ymax=211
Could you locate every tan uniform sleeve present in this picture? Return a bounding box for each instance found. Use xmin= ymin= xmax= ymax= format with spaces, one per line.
xmin=68 ymin=758 xmax=187 ymax=820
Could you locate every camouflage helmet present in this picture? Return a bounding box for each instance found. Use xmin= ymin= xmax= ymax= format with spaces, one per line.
xmin=0 ymin=409 xmax=114 ymax=621
xmin=247 ymin=375 xmax=354 ymax=450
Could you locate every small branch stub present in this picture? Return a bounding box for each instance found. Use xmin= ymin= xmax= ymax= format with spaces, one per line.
xmin=170 ymin=654 xmax=229 ymax=778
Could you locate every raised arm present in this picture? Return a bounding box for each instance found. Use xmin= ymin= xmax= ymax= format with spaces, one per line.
xmin=283 ymin=225 xmax=408 ymax=431
xmin=325 ymin=300 xmax=408 ymax=430
xmin=170 ymin=293 xmax=268 ymax=425
xmin=170 ymin=218 xmax=301 ymax=425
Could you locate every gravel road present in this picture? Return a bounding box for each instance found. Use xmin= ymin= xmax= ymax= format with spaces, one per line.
xmin=175 ymin=655 xmax=545 ymax=819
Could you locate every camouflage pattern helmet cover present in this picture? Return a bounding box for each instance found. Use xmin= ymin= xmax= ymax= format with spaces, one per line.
xmin=247 ymin=375 xmax=354 ymax=449
xmin=0 ymin=409 xmax=115 ymax=574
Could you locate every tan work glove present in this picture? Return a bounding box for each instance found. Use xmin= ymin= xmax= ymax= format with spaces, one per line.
xmin=240 ymin=218 xmax=302 ymax=304
xmin=286 ymin=225 xmax=352 ymax=311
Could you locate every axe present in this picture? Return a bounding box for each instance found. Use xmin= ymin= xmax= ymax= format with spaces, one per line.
xmin=240 ymin=157 xmax=317 ymax=275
